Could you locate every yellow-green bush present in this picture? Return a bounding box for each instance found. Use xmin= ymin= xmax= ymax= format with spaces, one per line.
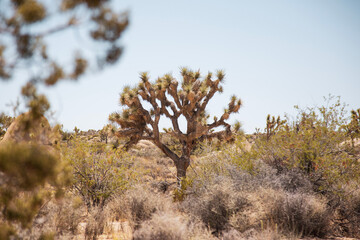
xmin=62 ymin=138 xmax=136 ymax=208
xmin=220 ymin=136 xmax=257 ymax=174
xmin=253 ymin=96 xmax=360 ymax=193
xmin=268 ymin=193 xmax=330 ymax=237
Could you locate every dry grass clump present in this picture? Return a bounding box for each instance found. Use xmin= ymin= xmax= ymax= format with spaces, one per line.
xmin=14 ymin=195 xmax=86 ymax=239
xmin=228 ymin=162 xmax=313 ymax=194
xmin=222 ymin=229 xmax=275 ymax=240
xmin=132 ymin=212 xmax=187 ymax=240
xmin=182 ymin=177 xmax=249 ymax=235
xmin=335 ymin=185 xmax=360 ymax=237
xmin=133 ymin=212 xmax=215 ymax=240
xmin=107 ymin=185 xmax=172 ymax=229
xmin=38 ymin=232 xmax=56 ymax=240
xmin=268 ymin=192 xmax=330 ymax=237
xmin=127 ymin=187 xmax=171 ymax=228
xmin=84 ymin=207 xmax=108 ymax=240
xmin=108 ymin=184 xmax=215 ymax=239
xmin=183 ymin=154 xmax=333 ymax=238
xmin=53 ymin=196 xmax=84 ymax=236
xmin=222 ymin=228 xmax=294 ymax=240
xmin=191 ymin=151 xmax=313 ymax=195
xmin=267 ymin=168 xmax=313 ymax=193
xmin=221 ymin=229 xmax=245 ymax=240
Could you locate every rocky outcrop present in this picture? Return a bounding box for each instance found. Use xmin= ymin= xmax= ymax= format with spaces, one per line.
xmin=0 ymin=112 xmax=59 ymax=147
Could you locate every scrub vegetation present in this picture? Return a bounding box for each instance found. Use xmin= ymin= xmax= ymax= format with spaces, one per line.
xmin=1 ymin=1 xmax=360 ymax=239
xmin=1 ymin=86 xmax=360 ymax=239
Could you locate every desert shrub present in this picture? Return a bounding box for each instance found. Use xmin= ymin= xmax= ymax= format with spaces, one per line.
xmin=133 ymin=212 xmax=187 ymax=240
xmin=54 ymin=196 xmax=84 ymax=236
xmin=187 ymin=141 xmax=281 ymax=193
xmin=220 ymin=136 xmax=257 ymax=174
xmin=128 ymin=189 xmax=161 ymax=228
xmin=182 ymin=178 xmax=249 ymax=235
xmin=106 ymin=195 xmax=129 ymax=222
xmin=272 ymin=169 xmax=312 ymax=193
xmin=242 ymin=164 xmax=313 ymax=193
xmin=185 ymin=151 xmax=328 ymax=236
xmin=186 ymin=151 xmax=239 ymax=190
xmin=107 ymin=185 xmax=172 ymax=229
xmin=0 ymin=142 xmax=71 ymax=238
xmin=334 ymin=185 xmax=360 ymax=237
xmin=268 ymin=192 xmax=330 ymax=237
xmin=222 ymin=228 xmax=286 ymax=240
xmin=8 ymin=193 xmax=86 ymax=239
xmin=133 ymin=212 xmax=215 ymax=240
xmin=189 ymin=150 xmax=313 ymax=197
xmin=107 ymin=186 xmax=216 ymax=237
xmin=62 ymin=139 xmax=136 ymax=208
xmin=38 ymin=232 xmax=55 ymax=240
xmin=221 ymin=229 xmax=243 ymax=240
xmin=173 ymin=177 xmax=194 ymax=201
xmin=187 ymin=221 xmax=217 ymax=240
xmin=183 ymin=151 xmax=330 ymax=238
xmin=253 ymin=96 xmax=360 ymax=193
xmin=85 ymin=207 xmax=108 ymax=240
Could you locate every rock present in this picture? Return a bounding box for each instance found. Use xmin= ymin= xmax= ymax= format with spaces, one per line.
xmin=0 ymin=112 xmax=59 ymax=147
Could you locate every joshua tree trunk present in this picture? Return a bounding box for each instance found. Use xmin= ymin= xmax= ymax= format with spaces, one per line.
xmin=174 ymin=142 xmax=192 ymax=181
xmin=175 ymin=156 xmax=190 ymax=180
xmin=154 ymin=140 xmax=191 ymax=184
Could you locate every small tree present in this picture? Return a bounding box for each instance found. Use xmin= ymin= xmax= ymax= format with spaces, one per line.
xmin=110 ymin=68 xmax=242 ymax=181
xmin=73 ymin=126 xmax=80 ymax=135
xmin=99 ymin=124 xmax=116 ymax=143
xmin=346 ymin=109 xmax=360 ymax=148
xmin=265 ymin=114 xmax=286 ymax=141
xmin=62 ymin=139 xmax=133 ymax=208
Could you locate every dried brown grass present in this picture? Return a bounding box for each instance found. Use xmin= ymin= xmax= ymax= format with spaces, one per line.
xmin=133 ymin=212 xmax=215 ymax=240
xmin=107 ymin=185 xmax=173 ymax=229
xmin=267 ymin=192 xmax=330 ymax=237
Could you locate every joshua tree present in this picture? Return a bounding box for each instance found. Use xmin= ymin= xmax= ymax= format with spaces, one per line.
xmin=346 ymin=109 xmax=360 ymax=148
xmin=110 ymin=68 xmax=242 ymax=181
xmin=100 ymin=124 xmax=116 ymax=143
xmin=265 ymin=114 xmax=286 ymax=140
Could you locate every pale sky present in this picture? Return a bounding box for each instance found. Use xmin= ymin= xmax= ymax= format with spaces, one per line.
xmin=1 ymin=0 xmax=359 ymax=133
